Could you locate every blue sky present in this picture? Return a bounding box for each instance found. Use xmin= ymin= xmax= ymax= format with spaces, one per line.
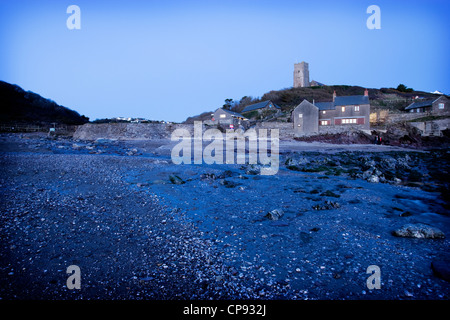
xmin=0 ymin=0 xmax=449 ymax=122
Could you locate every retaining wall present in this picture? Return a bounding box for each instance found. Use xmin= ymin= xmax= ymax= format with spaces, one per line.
xmin=73 ymin=123 xmax=199 ymax=140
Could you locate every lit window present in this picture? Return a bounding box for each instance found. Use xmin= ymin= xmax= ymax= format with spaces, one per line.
xmin=321 ymin=121 xmax=328 ymax=126
xmin=342 ymin=118 xmax=357 ymax=124
xmin=439 ymin=103 xmax=444 ymax=109
xmin=355 ymin=106 xmax=360 ymax=111
xmin=220 ymin=114 xmax=226 ymax=118
xmin=298 ymin=114 xmax=303 ymax=118
xmin=322 ymin=111 xmax=326 ymax=114
xmin=341 ymin=106 xmax=346 ymax=112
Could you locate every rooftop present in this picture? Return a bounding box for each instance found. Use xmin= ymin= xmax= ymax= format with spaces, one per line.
xmin=334 ymin=95 xmax=369 ymax=106
xmin=220 ymin=108 xmax=247 ymax=119
xmin=405 ymin=99 xmax=436 ymax=110
xmin=242 ymin=100 xmax=280 ymax=113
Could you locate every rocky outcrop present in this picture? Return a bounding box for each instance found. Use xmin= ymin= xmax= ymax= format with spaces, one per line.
xmin=392 ymin=224 xmax=445 ymax=239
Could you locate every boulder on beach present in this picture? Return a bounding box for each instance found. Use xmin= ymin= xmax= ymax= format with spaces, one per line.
xmin=265 ymin=209 xmax=284 ymax=221
xmin=392 ymin=223 xmax=445 ymax=239
xmin=169 ymin=174 xmax=185 ymax=185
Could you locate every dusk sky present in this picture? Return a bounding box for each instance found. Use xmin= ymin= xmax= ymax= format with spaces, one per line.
xmin=1 ymin=0 xmax=449 ymax=122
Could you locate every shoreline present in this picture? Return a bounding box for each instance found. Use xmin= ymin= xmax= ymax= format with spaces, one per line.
xmin=0 ymin=133 xmax=449 ymax=300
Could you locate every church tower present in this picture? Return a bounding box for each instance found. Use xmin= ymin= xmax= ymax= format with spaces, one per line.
xmin=294 ymin=61 xmax=310 ymax=88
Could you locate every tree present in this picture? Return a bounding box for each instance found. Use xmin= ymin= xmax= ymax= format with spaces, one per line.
xmin=396 ymin=84 xmax=414 ymax=93
xmin=223 ymin=98 xmax=233 ymax=110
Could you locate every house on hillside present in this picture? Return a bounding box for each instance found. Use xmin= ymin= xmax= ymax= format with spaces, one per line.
xmin=241 ymin=100 xmax=281 ymax=117
xmin=292 ymin=100 xmax=318 ymax=135
xmin=210 ymin=108 xmax=248 ymax=128
xmin=405 ymin=96 xmax=449 ymax=115
xmin=291 ymin=89 xmax=371 ymax=135
xmin=315 ymin=89 xmax=371 ymax=130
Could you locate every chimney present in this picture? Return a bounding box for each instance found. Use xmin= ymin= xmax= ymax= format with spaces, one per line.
xmin=364 ymin=88 xmax=369 ymax=96
xmin=332 ymin=90 xmax=336 ymax=102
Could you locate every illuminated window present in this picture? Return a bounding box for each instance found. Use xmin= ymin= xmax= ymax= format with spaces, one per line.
xmin=355 ymin=106 xmax=360 ymax=111
xmin=439 ymin=103 xmax=444 ymax=109
xmin=341 ymin=106 xmax=346 ymax=112
xmin=322 ymin=111 xmax=326 ymax=114
xmin=220 ymin=114 xmax=226 ymax=118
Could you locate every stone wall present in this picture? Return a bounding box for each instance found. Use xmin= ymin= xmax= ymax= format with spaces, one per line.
xmin=386 ymin=112 xmax=431 ymax=123
xmin=409 ymin=118 xmax=450 ymax=136
xmin=253 ymin=122 xmax=294 ymax=139
xmin=73 ymin=123 xmax=199 ymax=140
xmin=74 ymin=121 xmax=378 ymax=141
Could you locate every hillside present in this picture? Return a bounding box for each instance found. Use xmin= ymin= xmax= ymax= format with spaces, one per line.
xmin=185 ymin=85 xmax=448 ymax=122
xmin=0 ymin=81 xmax=89 ymax=125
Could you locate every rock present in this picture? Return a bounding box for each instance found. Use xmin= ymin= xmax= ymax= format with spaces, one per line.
xmin=320 ymin=190 xmax=340 ymax=198
xmin=169 ymin=175 xmax=185 ymax=185
xmin=245 ymin=165 xmax=261 ymax=175
xmin=220 ymin=179 xmax=239 ymax=188
xmin=285 ymin=157 xmax=309 ymax=166
xmin=265 ymin=209 xmax=284 ymax=221
xmin=397 ymin=156 xmax=411 ymax=169
xmin=94 ymin=138 xmax=116 ymax=144
xmin=399 ymin=211 xmax=413 ymax=217
xmin=362 ymin=169 xmax=373 ymax=180
xmin=72 ymin=144 xmax=83 ymax=150
xmin=312 ymin=201 xmax=341 ymax=210
xmin=404 ymin=290 xmax=414 ymax=297
xmin=217 ymin=170 xmax=233 ymax=179
xmin=200 ymin=173 xmax=216 ymax=180
xmin=140 ymin=276 xmax=154 ymax=281
xmin=392 ymin=223 xmax=445 ymax=239
xmin=363 ymin=160 xmax=376 ymax=169
xmin=431 ymin=260 xmax=450 ymax=282
xmin=380 ymin=157 xmax=397 ymax=170
xmin=136 ymin=182 xmax=149 ymax=187
xmin=246 ymin=168 xmax=260 ymax=175
xmin=367 ymin=175 xmax=380 ymax=183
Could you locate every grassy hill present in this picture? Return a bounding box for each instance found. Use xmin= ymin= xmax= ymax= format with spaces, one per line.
xmin=0 ymin=81 xmax=89 ymax=125
xmin=185 ymin=85 xmax=447 ymax=122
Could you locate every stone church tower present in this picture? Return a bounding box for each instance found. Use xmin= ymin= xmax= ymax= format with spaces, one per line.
xmin=293 ymin=61 xmax=310 ymax=88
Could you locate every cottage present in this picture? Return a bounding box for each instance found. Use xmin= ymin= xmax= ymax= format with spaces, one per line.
xmin=292 ymin=100 xmax=319 ymax=135
xmin=211 ymin=108 xmax=248 ymax=128
xmin=315 ymin=89 xmax=371 ymax=130
xmin=405 ymin=96 xmax=449 ymax=115
xmin=241 ymin=100 xmax=281 ymax=116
